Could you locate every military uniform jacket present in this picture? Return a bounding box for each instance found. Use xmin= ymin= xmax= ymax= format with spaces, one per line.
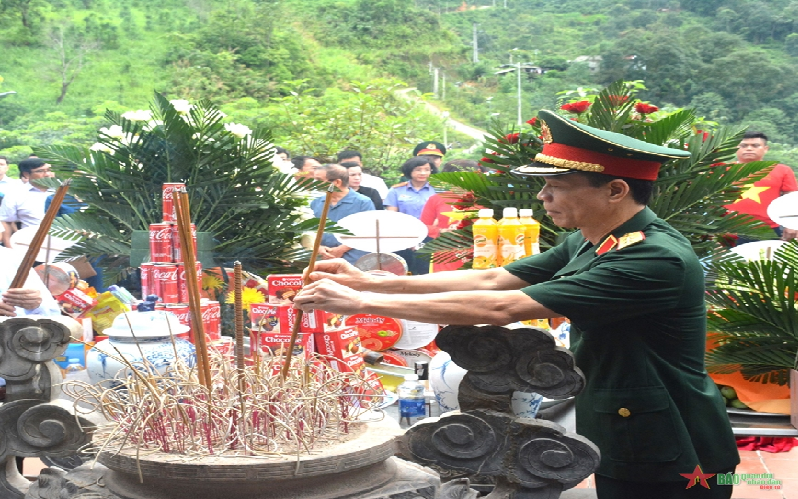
xmin=504 ymin=207 xmax=739 ymax=481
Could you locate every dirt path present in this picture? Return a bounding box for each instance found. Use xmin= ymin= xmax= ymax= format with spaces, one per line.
xmin=396 ymin=87 xmax=487 ymax=146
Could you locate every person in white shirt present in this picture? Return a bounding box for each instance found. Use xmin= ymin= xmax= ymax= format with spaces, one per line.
xmin=0 ymin=247 xmax=61 ymax=317
xmin=0 ymin=156 xmax=23 ymax=199
xmin=0 ymin=158 xmax=55 ymax=248
xmin=336 ymin=150 xmax=389 ymax=200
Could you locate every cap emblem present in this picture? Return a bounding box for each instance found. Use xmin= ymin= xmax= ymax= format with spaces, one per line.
xmin=541 ymin=121 xmax=553 ymax=144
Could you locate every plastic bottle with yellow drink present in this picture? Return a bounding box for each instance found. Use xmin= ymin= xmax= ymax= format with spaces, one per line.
xmin=519 ymin=209 xmax=541 ymax=257
xmin=498 ymin=207 xmax=525 ymax=266
xmin=472 ymin=209 xmax=498 ymax=269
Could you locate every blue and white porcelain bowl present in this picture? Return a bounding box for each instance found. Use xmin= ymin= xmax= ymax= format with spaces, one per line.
xmin=86 ymin=311 xmax=196 ymax=383
xmin=429 ymin=351 xmax=544 ymax=418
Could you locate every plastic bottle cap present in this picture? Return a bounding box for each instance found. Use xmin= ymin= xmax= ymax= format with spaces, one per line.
xmin=478 ymin=209 xmax=494 ymax=218
xmin=503 ymin=207 xmax=518 ymax=218
xmin=403 ymin=374 xmax=419 ymax=381
xmin=519 ymin=209 xmax=533 ymax=217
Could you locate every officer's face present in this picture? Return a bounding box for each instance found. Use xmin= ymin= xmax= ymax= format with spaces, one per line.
xmin=537 ymin=174 xmax=608 ymax=228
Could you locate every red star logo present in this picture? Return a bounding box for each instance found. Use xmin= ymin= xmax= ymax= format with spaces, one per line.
xmin=680 ymin=465 xmax=716 ymax=489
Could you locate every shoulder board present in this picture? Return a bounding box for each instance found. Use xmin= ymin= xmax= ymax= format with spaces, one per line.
xmin=616 ymin=231 xmax=646 ymax=251
xmin=595 ymin=235 xmax=618 ymax=255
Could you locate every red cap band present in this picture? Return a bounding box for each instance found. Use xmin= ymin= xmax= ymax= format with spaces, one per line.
xmin=540 ymin=143 xmax=662 ymax=181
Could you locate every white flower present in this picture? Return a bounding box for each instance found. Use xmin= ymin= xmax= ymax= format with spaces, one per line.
xmin=122 ymin=110 xmax=153 ymax=122
xmin=90 ymin=142 xmax=113 ymax=154
xmin=143 ymin=120 xmax=163 ymax=131
xmin=170 ymin=99 xmax=193 ymax=114
xmin=100 ymin=125 xmax=125 ymax=139
xmin=224 ymin=122 xmax=252 ymax=139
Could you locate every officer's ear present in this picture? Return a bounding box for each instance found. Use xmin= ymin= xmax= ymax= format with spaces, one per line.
xmin=606 ymin=179 xmax=631 ymax=203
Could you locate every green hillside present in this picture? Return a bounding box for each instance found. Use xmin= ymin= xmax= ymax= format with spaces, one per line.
xmin=3 ymin=0 xmax=798 ymax=170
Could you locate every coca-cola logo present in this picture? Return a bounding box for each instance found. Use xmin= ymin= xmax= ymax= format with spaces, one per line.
xmin=150 ymin=228 xmax=171 ymax=240
xmin=202 ymin=305 xmax=220 ymax=320
xmin=169 ymin=310 xmax=190 ymax=322
xmin=153 ymin=268 xmax=177 ymax=280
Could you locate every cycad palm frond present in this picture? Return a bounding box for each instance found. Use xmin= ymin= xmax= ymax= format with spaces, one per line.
xmin=705 ymin=241 xmax=798 ymax=384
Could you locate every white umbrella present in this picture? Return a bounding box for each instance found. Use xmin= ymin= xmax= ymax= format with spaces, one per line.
xmin=767 ymin=191 xmax=798 ymax=230
xmin=333 ymin=210 xmax=428 ymax=253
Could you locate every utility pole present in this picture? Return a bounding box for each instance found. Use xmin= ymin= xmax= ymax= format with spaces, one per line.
xmin=504 ymin=0 xmax=507 ymax=7
xmin=517 ymin=62 xmax=522 ymax=128
xmin=441 ymin=72 xmax=446 ymax=101
xmin=433 ymin=67 xmax=440 ymax=98
xmin=472 ymin=23 xmax=479 ymax=63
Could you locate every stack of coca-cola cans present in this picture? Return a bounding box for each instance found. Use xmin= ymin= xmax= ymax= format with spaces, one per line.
xmin=140 ymin=183 xmax=221 ymax=342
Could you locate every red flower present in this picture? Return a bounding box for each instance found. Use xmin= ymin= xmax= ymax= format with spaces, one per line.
xmin=480 ymin=157 xmax=496 ymax=164
xmin=608 ymin=95 xmax=629 ymax=106
xmin=634 ymin=102 xmax=659 ymax=114
xmin=696 ymin=130 xmax=710 ymax=142
xmin=560 ymin=100 xmax=591 ymax=114
xmin=503 ymin=133 xmax=520 ymax=144
xmin=456 ymin=218 xmax=474 ymax=230
xmin=526 ymin=117 xmax=538 ymax=126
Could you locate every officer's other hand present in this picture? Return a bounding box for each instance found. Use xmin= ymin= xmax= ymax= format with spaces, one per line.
xmin=2 ymin=288 xmax=42 ymax=311
xmin=293 ymin=278 xmax=363 ymax=315
xmin=305 ymin=259 xmax=368 ymax=289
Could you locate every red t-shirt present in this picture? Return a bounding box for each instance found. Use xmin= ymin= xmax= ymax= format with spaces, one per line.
xmin=726 ymin=163 xmax=798 ymax=228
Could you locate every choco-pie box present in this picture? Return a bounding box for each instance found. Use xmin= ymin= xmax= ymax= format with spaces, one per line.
xmin=267 ymin=274 xmax=303 ymax=304
xmin=314 ymin=326 xmax=367 ymax=374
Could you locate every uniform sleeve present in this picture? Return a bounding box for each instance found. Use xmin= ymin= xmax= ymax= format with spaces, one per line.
xmin=521 ymin=246 xmax=688 ymax=327
xmin=504 ymin=235 xmax=577 ymax=285
xmin=384 ymin=188 xmax=399 ymax=208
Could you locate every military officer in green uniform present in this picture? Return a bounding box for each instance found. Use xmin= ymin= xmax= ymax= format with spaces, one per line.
xmin=294 ymin=109 xmax=740 ymax=498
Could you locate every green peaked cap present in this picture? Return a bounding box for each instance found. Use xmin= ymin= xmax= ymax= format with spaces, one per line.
xmin=513 ymin=109 xmax=691 ymax=181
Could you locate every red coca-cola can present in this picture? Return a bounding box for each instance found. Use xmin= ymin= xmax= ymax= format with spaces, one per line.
xmin=177 ymin=261 xmax=203 ymax=304
xmin=172 ymin=223 xmax=198 ymax=262
xmin=165 ymin=304 xmax=191 ymax=339
xmin=152 ymin=264 xmax=179 ymax=303
xmin=140 ymin=262 xmax=154 ymax=299
xmin=162 ymin=183 xmax=185 ymax=223
xmin=149 ymin=223 xmax=173 ymax=263
xmin=201 ymin=300 xmax=221 ymax=341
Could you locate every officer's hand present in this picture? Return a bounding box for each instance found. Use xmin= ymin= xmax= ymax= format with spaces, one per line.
xmin=293 ymin=279 xmax=364 ymax=315
xmin=2 ymin=289 xmax=42 ymax=311
xmin=0 ymin=300 xmax=16 ymax=317
xmin=305 ymin=259 xmax=370 ymax=290
xmin=782 ymin=227 xmax=798 ymax=241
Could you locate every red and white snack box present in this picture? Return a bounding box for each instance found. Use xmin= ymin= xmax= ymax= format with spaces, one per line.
xmin=314 ymin=326 xmax=366 ymax=374
xmin=250 ymin=303 xmax=280 ymax=332
xmin=277 ymin=304 xmax=326 ymax=334
xmin=267 ymin=274 xmax=303 ymax=304
xmin=254 ymin=330 xmax=314 ymax=361
xmin=57 ymin=288 xmax=98 ymax=318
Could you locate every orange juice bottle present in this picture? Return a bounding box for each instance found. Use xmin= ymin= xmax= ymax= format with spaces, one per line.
xmin=472 ymin=209 xmax=498 ymax=269
xmin=498 ymin=207 xmax=525 ymax=266
xmin=519 ymin=209 xmax=541 ymax=257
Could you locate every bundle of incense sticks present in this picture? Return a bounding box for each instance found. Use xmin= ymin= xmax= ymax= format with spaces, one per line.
xmin=172 ymin=188 xmax=212 ymax=389
xmin=280 ymin=183 xmax=336 ymax=380
xmin=10 ymin=180 xmax=71 ymax=289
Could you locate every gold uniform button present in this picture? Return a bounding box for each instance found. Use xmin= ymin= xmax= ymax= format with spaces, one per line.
xmin=618 ymin=408 xmax=631 ymax=418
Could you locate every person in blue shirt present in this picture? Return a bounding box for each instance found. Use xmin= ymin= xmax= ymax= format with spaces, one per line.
xmin=310 ymin=164 xmax=375 ymax=265
xmin=385 ymin=157 xmax=437 ymax=274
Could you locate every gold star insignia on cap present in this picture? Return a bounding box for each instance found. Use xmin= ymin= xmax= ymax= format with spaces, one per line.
xmin=617 ymin=231 xmax=646 ymax=250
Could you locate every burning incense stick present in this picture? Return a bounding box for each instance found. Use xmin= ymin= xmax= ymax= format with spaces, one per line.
xmin=11 ymin=180 xmax=71 ymax=289
xmin=173 ymin=188 xmax=212 ymax=389
xmin=233 ymin=261 xmax=246 ymax=391
xmin=280 ymin=183 xmax=336 ymax=380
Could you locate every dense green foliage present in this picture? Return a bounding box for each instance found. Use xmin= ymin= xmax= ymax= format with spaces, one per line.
xmin=4 ymin=0 xmax=798 ymax=167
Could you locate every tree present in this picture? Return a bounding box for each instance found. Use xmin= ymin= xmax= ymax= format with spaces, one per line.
xmin=42 ymin=94 xmax=318 ymax=284
xmin=47 ymin=26 xmax=98 ymax=105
